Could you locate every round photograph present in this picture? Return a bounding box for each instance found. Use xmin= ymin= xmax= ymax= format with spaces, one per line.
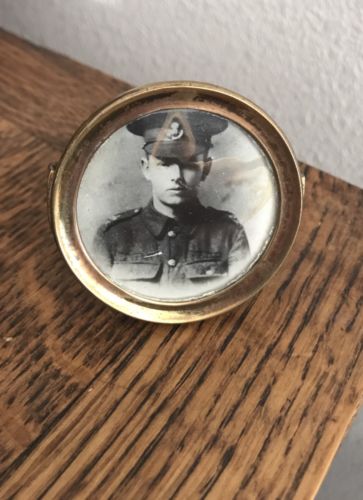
xmin=77 ymin=108 xmax=279 ymax=301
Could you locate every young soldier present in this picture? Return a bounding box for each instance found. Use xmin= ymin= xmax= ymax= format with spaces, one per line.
xmin=95 ymin=109 xmax=249 ymax=288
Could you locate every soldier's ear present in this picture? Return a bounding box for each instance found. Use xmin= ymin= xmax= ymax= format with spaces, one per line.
xmin=201 ymin=157 xmax=212 ymax=181
xmin=140 ymin=157 xmax=150 ymax=180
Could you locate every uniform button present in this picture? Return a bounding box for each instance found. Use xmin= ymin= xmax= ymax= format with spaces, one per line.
xmin=134 ymin=208 xmax=140 ymax=214
xmin=168 ymin=230 xmax=176 ymax=238
xmin=167 ymin=259 xmax=176 ymax=267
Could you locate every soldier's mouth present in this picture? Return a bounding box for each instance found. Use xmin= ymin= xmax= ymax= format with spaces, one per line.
xmin=168 ymin=187 xmax=187 ymax=192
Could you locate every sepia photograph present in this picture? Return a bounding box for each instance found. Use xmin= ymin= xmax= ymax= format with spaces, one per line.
xmin=77 ymin=108 xmax=279 ymax=300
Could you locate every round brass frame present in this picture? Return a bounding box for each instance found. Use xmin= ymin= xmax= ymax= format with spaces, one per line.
xmin=49 ymin=81 xmax=303 ymax=323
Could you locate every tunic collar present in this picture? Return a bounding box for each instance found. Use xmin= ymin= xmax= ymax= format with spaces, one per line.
xmin=141 ymin=199 xmax=204 ymax=238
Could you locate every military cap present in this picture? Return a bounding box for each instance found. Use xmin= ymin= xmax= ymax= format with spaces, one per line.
xmin=126 ymin=109 xmax=228 ymax=159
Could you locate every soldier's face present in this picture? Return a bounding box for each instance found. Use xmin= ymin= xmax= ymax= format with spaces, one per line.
xmin=141 ymin=154 xmax=210 ymax=207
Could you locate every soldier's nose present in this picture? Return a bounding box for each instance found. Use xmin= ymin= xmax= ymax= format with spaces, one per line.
xmin=169 ymin=163 xmax=184 ymax=180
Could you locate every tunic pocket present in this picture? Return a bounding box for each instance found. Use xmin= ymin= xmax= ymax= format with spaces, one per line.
xmin=111 ymin=253 xmax=162 ymax=281
xmin=184 ymin=254 xmax=227 ymax=279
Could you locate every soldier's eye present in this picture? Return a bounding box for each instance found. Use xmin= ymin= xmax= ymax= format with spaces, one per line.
xmin=156 ymin=159 xmax=174 ymax=167
xmin=184 ymin=162 xmax=203 ymax=170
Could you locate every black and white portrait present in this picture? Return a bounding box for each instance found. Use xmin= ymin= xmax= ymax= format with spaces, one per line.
xmin=77 ymin=108 xmax=278 ymax=300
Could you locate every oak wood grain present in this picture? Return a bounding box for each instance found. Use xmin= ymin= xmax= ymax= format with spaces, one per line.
xmin=0 ymin=29 xmax=362 ymax=499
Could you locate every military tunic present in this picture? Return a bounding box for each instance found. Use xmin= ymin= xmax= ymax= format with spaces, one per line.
xmin=95 ymin=201 xmax=250 ymax=286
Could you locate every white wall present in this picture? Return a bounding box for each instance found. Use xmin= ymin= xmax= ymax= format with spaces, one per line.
xmin=0 ymin=0 xmax=362 ymax=187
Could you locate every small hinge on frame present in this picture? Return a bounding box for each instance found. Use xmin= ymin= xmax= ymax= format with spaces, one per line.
xmin=47 ymin=162 xmax=59 ymax=231
xmin=298 ymin=161 xmax=306 ymax=196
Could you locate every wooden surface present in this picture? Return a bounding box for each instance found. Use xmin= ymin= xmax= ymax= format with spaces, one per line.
xmin=0 ymin=29 xmax=362 ymax=499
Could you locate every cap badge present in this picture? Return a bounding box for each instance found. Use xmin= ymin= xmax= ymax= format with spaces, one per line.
xmin=165 ymin=120 xmax=184 ymax=141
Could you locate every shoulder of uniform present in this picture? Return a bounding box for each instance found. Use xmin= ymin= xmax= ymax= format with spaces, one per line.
xmin=102 ymin=207 xmax=142 ymax=232
xmin=225 ymin=211 xmax=243 ymax=227
xmin=205 ymin=206 xmax=241 ymax=225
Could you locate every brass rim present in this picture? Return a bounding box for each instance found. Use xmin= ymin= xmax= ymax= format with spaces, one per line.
xmin=50 ymin=81 xmax=303 ymax=323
